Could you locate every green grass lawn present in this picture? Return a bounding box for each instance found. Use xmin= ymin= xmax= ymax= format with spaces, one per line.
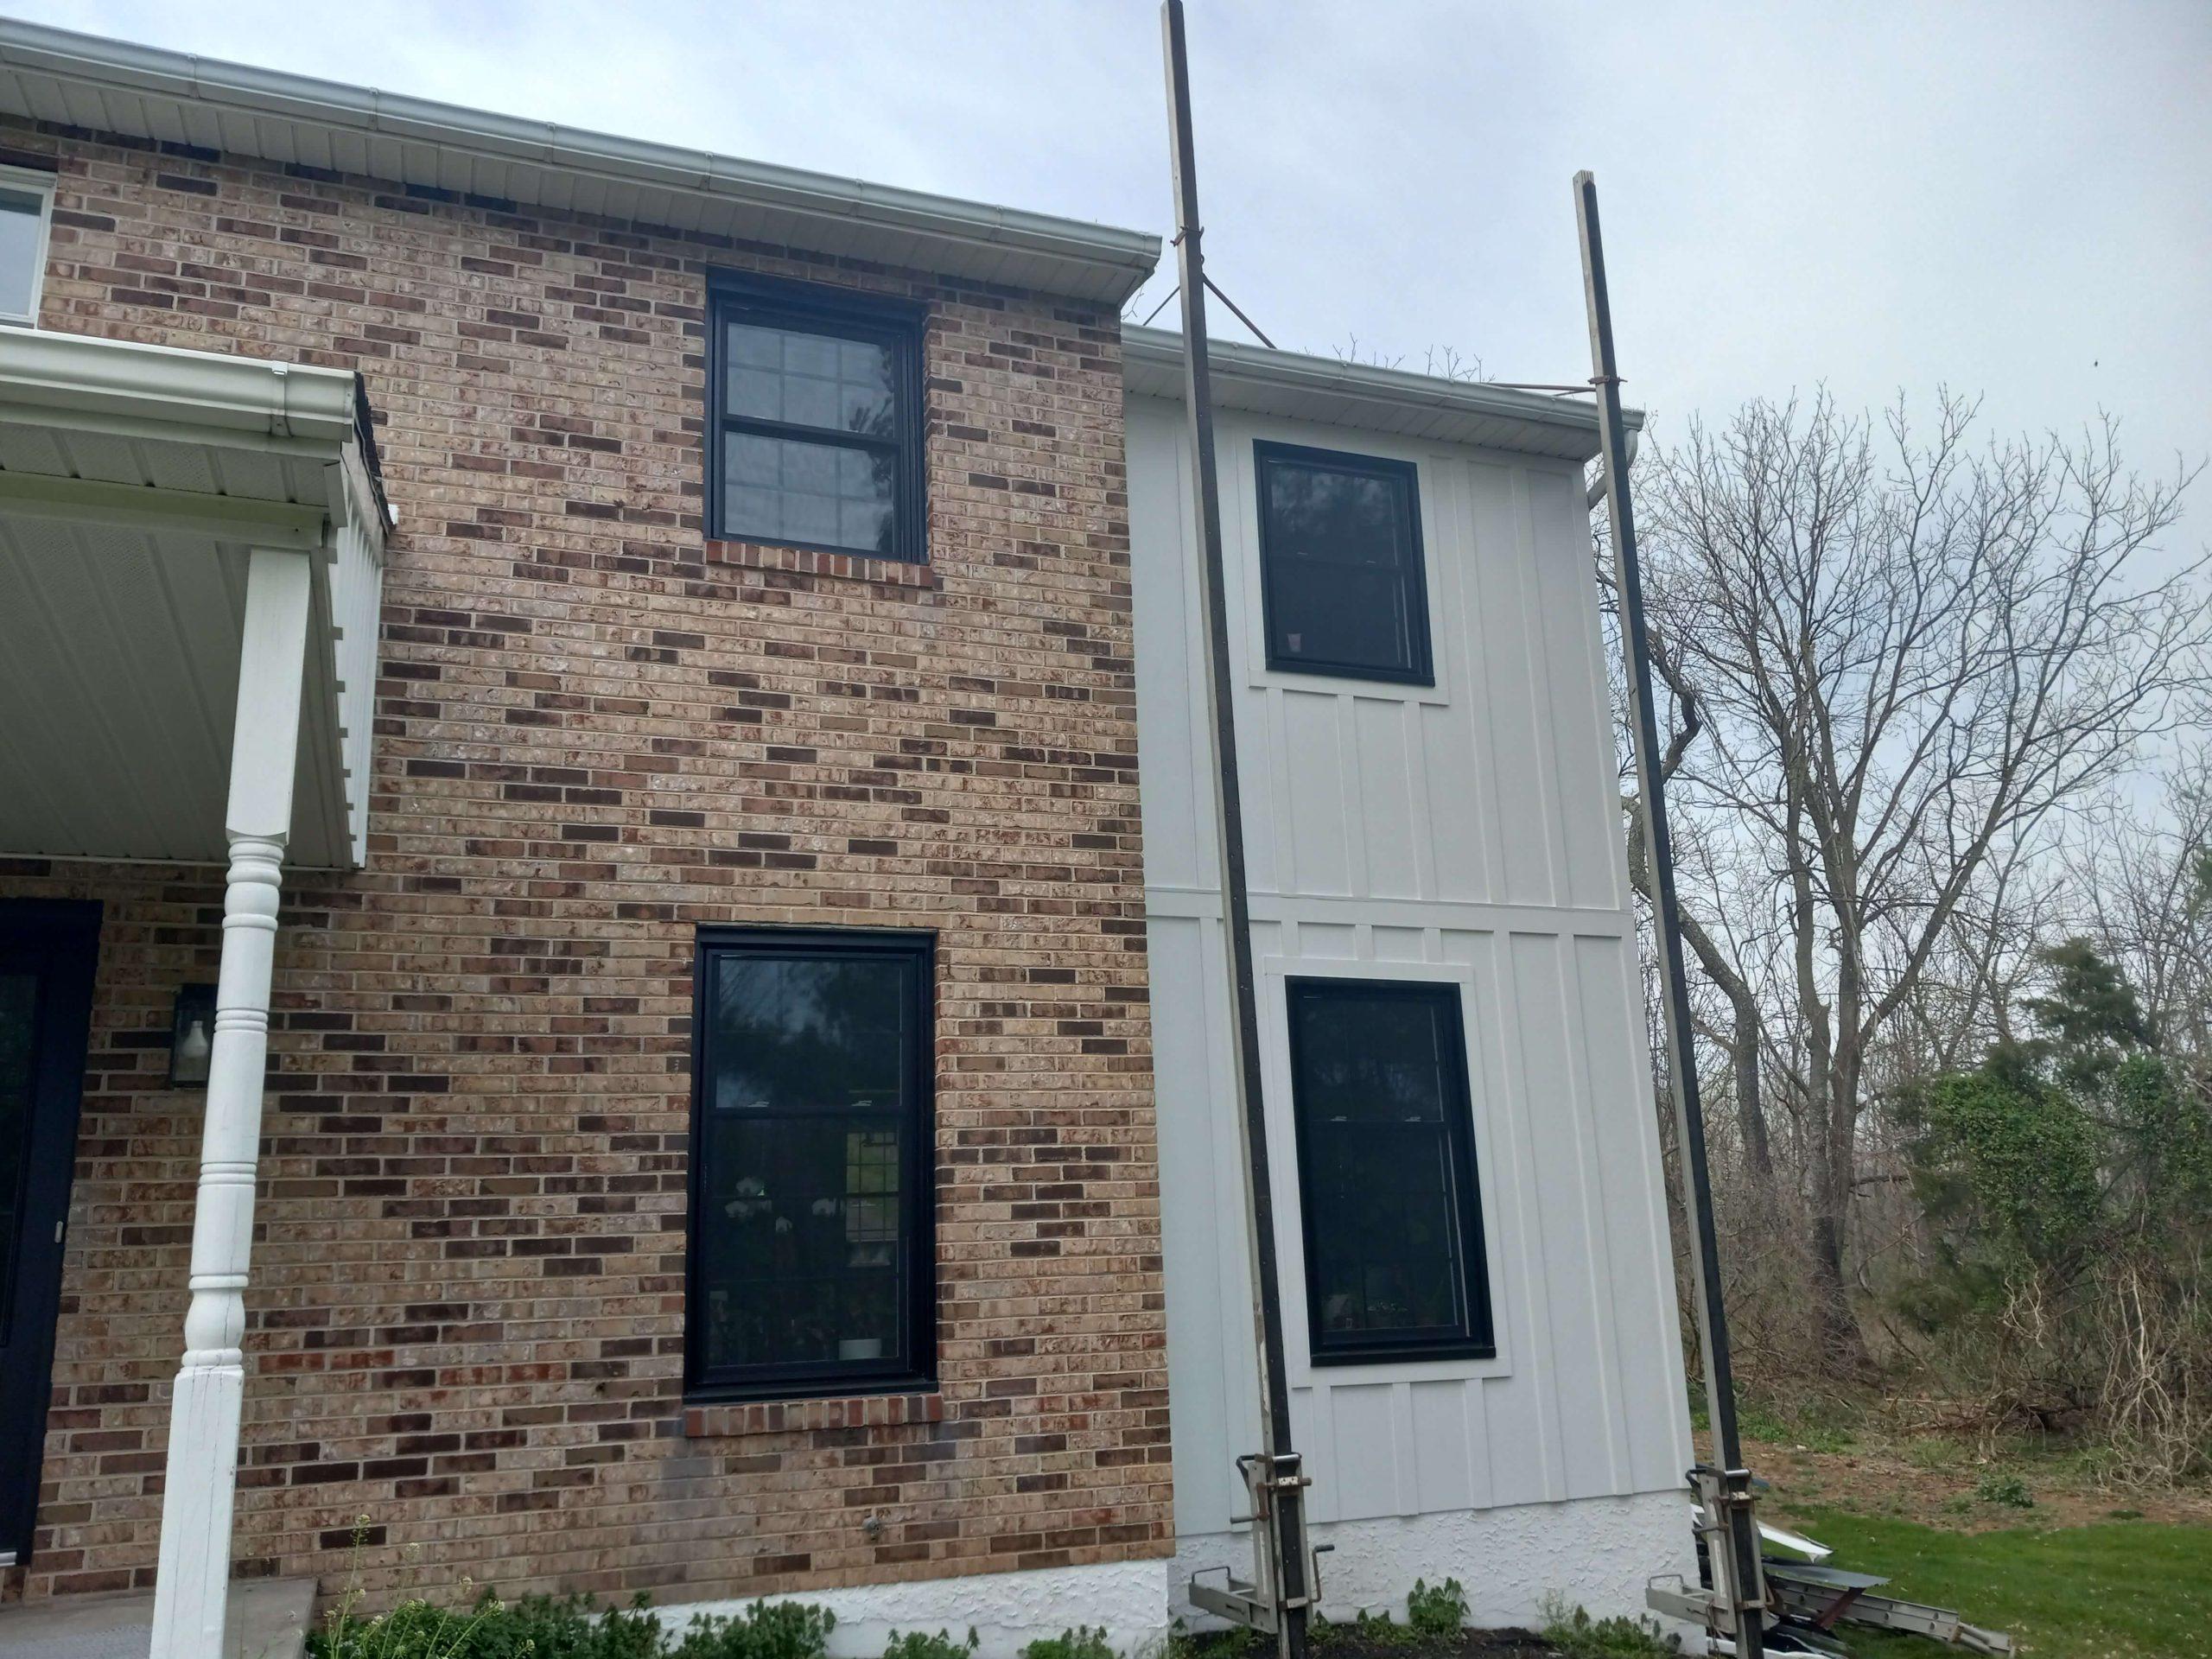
xmin=1789 ymin=1510 xmax=2212 ymax=1658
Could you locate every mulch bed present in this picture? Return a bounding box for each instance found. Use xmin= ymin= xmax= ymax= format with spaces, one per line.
xmin=1179 ymin=1633 xmax=1559 ymax=1659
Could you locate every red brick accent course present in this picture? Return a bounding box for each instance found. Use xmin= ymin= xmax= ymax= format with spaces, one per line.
xmin=703 ymin=538 xmax=943 ymax=589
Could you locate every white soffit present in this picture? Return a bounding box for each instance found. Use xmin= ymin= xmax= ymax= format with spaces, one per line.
xmin=0 ymin=17 xmax=1163 ymax=305
xmin=0 ymin=330 xmax=383 ymax=869
xmin=1122 ymin=326 xmax=1642 ymax=463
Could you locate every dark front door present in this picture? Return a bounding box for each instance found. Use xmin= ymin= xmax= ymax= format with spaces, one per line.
xmin=0 ymin=900 xmax=99 ymax=1567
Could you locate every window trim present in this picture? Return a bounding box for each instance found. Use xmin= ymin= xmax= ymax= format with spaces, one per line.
xmin=1284 ymin=976 xmax=1494 ymax=1366
xmin=703 ymin=270 xmax=928 ymax=565
xmin=1252 ymin=439 xmax=1434 ymax=687
xmin=683 ymin=925 xmax=938 ymax=1404
xmin=0 ymin=162 xmax=57 ymax=328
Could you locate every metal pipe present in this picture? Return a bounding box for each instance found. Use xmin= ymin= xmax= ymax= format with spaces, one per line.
xmin=1160 ymin=6 xmax=1312 ymax=1656
xmin=1573 ymin=168 xmax=1766 ymax=1656
xmin=1586 ymin=426 xmax=1639 ymax=511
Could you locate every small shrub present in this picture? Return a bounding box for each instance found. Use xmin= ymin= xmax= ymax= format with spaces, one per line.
xmin=676 ymin=1602 xmax=837 ymax=1659
xmin=1404 ymin=1579 xmax=1466 ymax=1637
xmin=477 ymin=1594 xmax=663 ymax=1659
xmin=1163 ymin=1620 xmax=1260 ymax=1659
xmin=1020 ymin=1630 xmax=1114 ymax=1659
xmin=311 ymin=1592 xmax=836 ymax=1659
xmin=881 ymin=1631 xmax=977 ymax=1659
xmin=1537 ymin=1594 xmax=1677 ymax=1657
xmin=1974 ymin=1468 xmax=2034 ymax=1509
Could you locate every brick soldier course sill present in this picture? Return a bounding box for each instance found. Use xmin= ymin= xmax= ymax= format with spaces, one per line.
xmin=703 ymin=537 xmax=942 ymax=590
xmin=683 ymin=1394 xmax=947 ymax=1438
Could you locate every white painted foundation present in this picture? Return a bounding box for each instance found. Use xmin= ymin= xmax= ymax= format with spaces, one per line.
xmin=641 ymin=1496 xmax=1700 ymax=1659
xmin=1175 ymin=1490 xmax=1697 ymax=1640
xmin=657 ymin=1557 xmax=1175 ymax=1659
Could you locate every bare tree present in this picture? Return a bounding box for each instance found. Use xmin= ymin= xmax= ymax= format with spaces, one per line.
xmin=1619 ymin=391 xmax=2209 ymax=1370
xmin=2069 ymin=748 xmax=2212 ymax=1070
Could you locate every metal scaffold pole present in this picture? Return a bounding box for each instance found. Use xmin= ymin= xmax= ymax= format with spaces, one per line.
xmin=1159 ymin=4 xmax=1316 ymax=1655
xmin=1573 ymin=168 xmax=1768 ymax=1656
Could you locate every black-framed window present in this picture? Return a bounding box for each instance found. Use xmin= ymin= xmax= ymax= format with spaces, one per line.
xmin=705 ymin=272 xmax=925 ymax=563
xmin=686 ymin=928 xmax=936 ymax=1401
xmin=1254 ymin=441 xmax=1433 ymax=684
xmin=1286 ymin=978 xmax=1493 ymax=1363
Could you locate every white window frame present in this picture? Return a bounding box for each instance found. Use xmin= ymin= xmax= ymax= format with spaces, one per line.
xmin=0 ymin=162 xmax=57 ymax=327
xmin=1259 ymin=952 xmax=1515 ymax=1388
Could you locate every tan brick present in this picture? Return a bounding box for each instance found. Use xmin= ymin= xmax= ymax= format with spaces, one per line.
xmin=0 ymin=116 xmax=1169 ymax=1611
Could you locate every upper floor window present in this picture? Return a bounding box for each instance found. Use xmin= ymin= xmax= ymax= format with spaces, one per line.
xmin=1254 ymin=441 xmax=1432 ymax=685
xmin=706 ymin=272 xmax=925 ymax=563
xmin=1286 ymin=977 xmax=1493 ymax=1363
xmin=687 ymin=927 xmax=937 ymax=1401
xmin=0 ymin=165 xmax=56 ymax=327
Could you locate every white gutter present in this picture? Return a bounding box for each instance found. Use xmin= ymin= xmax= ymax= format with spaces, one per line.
xmin=0 ymin=328 xmax=360 ymax=444
xmin=0 ymin=18 xmax=1162 ymax=302
xmin=1123 ymin=325 xmax=1642 ymax=457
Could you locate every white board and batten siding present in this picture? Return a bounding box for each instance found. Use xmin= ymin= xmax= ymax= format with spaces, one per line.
xmin=1125 ymin=389 xmax=1694 ymax=1559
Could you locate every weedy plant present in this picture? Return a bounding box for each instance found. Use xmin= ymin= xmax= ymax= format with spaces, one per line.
xmin=1402 ymin=1580 xmax=1467 ymax=1638
xmin=880 ymin=1631 xmax=978 ymax=1659
xmin=1536 ymin=1594 xmax=1677 ymax=1658
xmin=1974 ymin=1468 xmax=2036 ymax=1510
xmin=1020 ymin=1630 xmax=1116 ymax=1659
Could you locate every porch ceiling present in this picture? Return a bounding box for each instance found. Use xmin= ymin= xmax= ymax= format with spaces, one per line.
xmin=0 ymin=330 xmax=387 ymax=870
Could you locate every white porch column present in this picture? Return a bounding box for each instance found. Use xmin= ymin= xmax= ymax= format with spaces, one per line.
xmin=151 ymin=548 xmax=313 ymax=1659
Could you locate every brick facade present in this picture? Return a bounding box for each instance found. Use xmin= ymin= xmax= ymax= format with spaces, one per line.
xmin=0 ymin=117 xmax=1169 ymax=1608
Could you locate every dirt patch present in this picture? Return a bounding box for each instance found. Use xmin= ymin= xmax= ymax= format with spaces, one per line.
xmin=1179 ymin=1631 xmax=1559 ymax=1659
xmin=1321 ymin=1636 xmax=1553 ymax=1659
xmin=1707 ymin=1428 xmax=2212 ymax=1535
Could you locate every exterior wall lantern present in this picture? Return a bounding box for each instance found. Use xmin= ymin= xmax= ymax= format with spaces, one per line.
xmin=168 ymin=984 xmax=216 ymax=1086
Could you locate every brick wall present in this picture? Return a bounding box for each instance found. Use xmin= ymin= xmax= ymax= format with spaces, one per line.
xmin=0 ymin=117 xmax=1170 ymax=1608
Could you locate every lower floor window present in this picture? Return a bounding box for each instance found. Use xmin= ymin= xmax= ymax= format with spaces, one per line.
xmin=1286 ymin=977 xmax=1494 ymax=1363
xmin=686 ymin=928 xmax=936 ymax=1399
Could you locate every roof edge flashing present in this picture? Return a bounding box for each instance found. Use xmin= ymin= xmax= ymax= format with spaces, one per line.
xmin=0 ymin=18 xmax=1162 ymax=301
xmin=1123 ymin=326 xmax=1644 ymax=446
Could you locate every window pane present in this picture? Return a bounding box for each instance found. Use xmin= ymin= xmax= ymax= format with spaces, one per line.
xmin=723 ymin=319 xmax=894 ymax=437
xmin=1258 ymin=448 xmax=1428 ymax=680
xmin=1291 ymin=983 xmax=1486 ymax=1355
xmin=1306 ymin=1123 xmax=1464 ymax=1337
xmin=708 ymin=954 xmax=907 ymax=1115
xmin=0 ymin=187 xmax=45 ymax=320
xmin=1269 ymin=561 xmax=1410 ymax=674
xmin=1294 ymin=989 xmax=1449 ymax=1123
xmin=696 ymin=1114 xmax=908 ymax=1375
xmin=721 ymin=431 xmax=896 ymax=556
xmin=1265 ymin=463 xmax=1406 ymax=569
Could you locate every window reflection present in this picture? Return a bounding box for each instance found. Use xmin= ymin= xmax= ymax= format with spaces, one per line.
xmin=690 ymin=938 xmax=932 ymax=1394
xmin=1256 ymin=443 xmax=1431 ymax=683
xmin=1287 ymin=980 xmax=1491 ymax=1359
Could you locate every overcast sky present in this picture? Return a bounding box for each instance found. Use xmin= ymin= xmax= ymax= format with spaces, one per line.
xmin=24 ymin=0 xmax=2212 ymax=516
